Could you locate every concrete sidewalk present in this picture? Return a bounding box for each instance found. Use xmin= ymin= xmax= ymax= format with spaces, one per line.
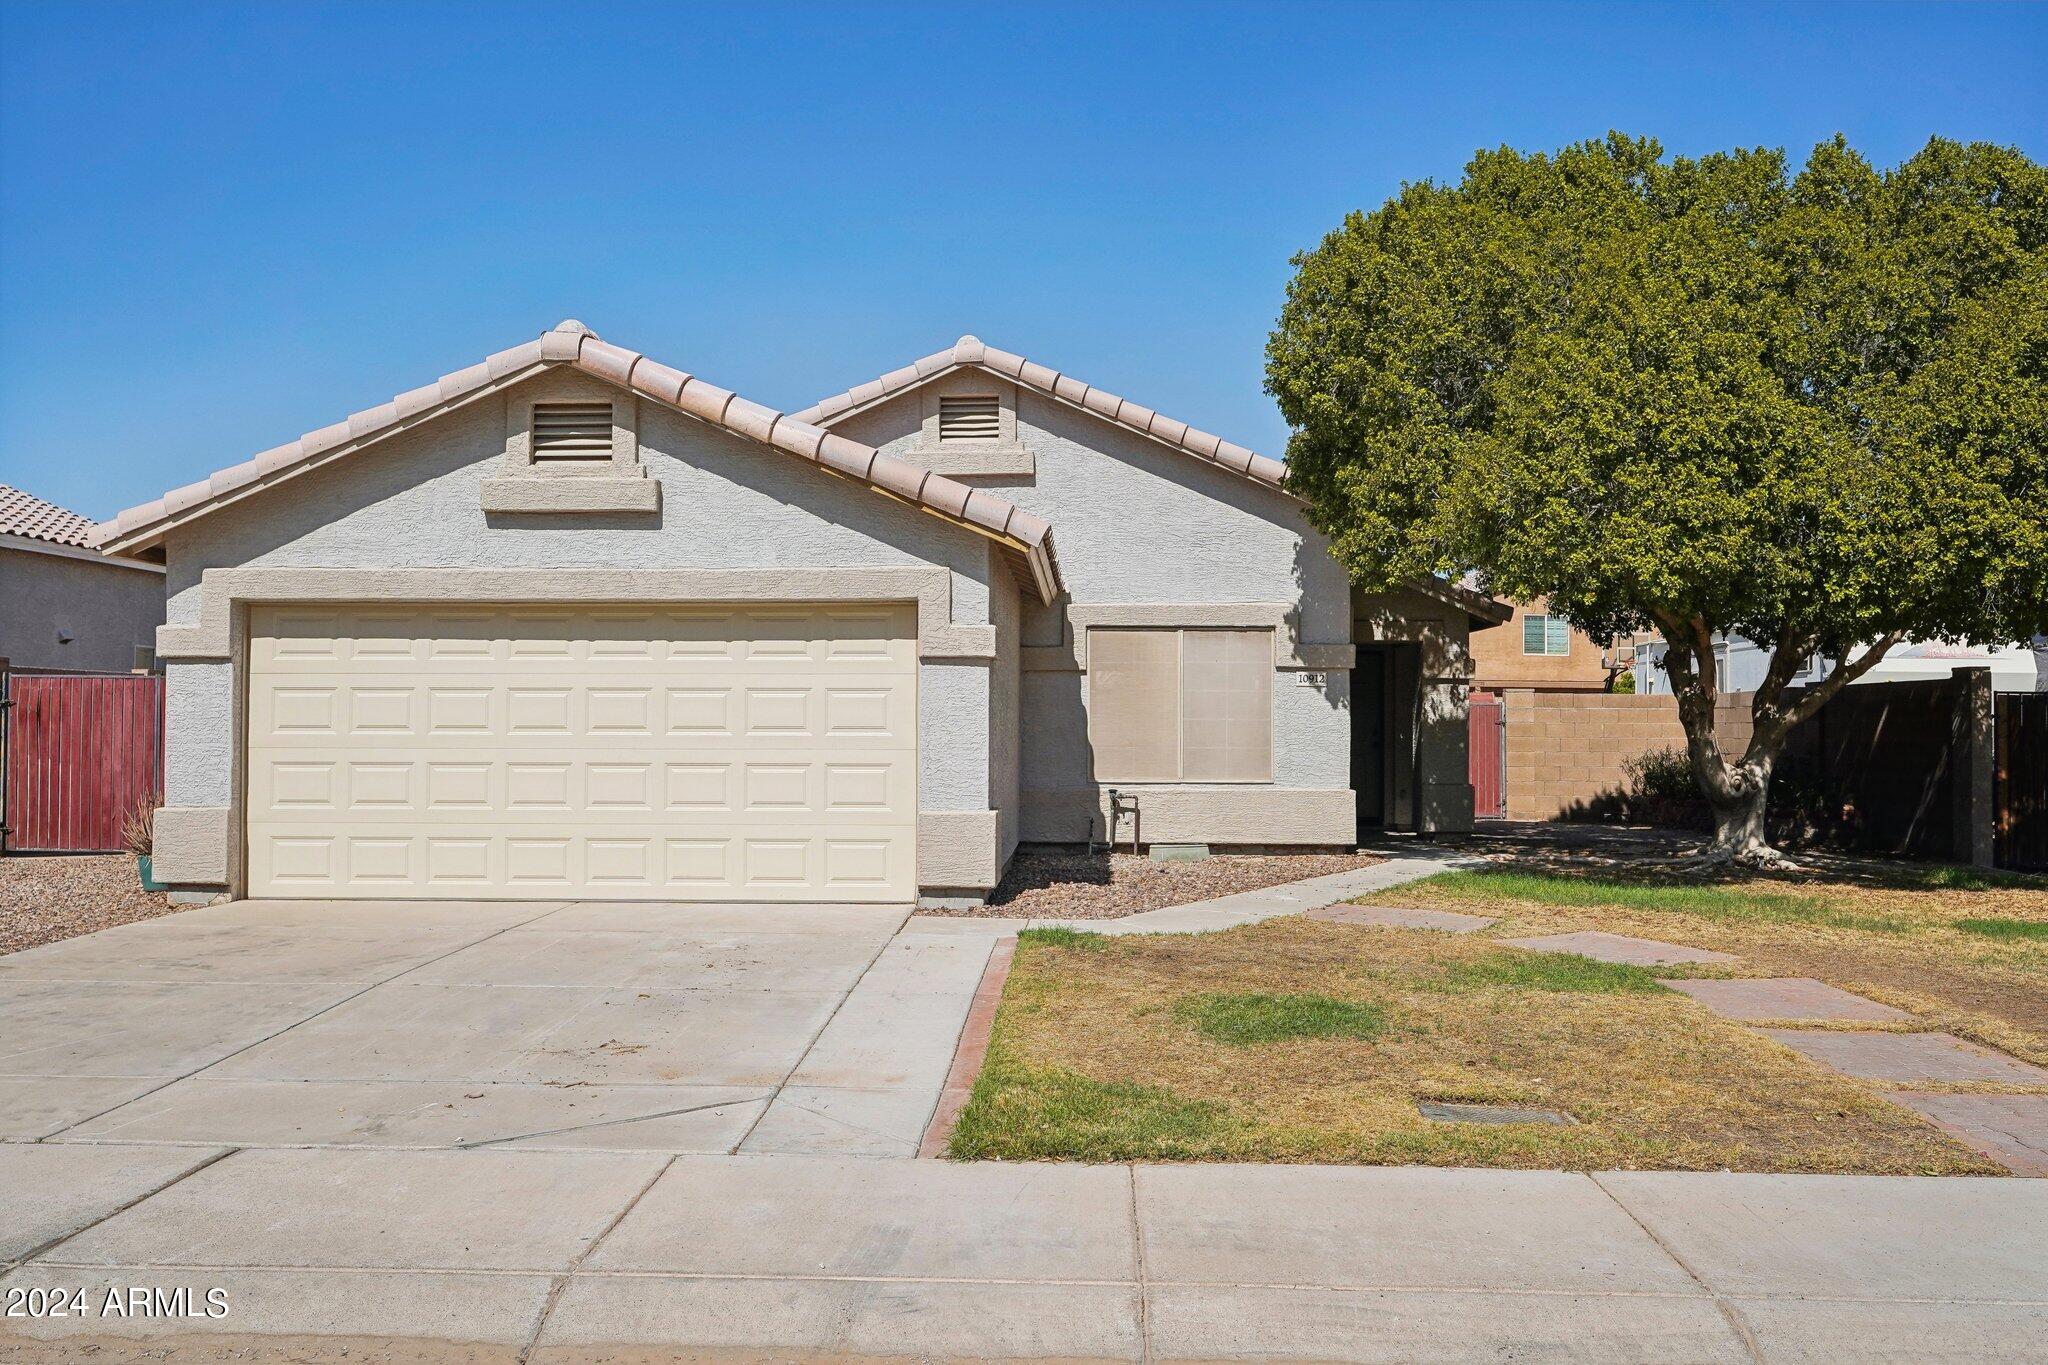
xmin=1 ymin=1146 xmax=2042 ymax=1361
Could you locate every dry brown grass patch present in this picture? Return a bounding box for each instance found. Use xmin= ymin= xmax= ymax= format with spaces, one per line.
xmin=962 ymin=917 xmax=1996 ymax=1172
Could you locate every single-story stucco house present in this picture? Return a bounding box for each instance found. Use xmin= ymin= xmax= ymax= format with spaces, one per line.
xmin=2 ymin=483 xmax=166 ymax=674
xmin=92 ymin=322 xmax=1506 ymax=905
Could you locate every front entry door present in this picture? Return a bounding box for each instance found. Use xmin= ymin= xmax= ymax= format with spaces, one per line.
xmin=1351 ymin=650 xmax=1387 ymax=833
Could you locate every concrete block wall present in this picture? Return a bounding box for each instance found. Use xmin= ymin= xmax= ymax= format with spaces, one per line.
xmin=1500 ymin=689 xmax=1753 ymax=821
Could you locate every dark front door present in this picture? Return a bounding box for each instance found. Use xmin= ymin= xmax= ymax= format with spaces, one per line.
xmin=1352 ymin=650 xmax=1387 ymax=832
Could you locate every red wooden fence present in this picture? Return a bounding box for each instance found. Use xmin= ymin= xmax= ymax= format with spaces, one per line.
xmin=1468 ymin=692 xmax=1507 ymax=819
xmin=1 ymin=673 xmax=165 ymax=853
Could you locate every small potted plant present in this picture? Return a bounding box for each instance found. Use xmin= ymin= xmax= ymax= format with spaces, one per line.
xmin=122 ymin=803 xmax=164 ymax=892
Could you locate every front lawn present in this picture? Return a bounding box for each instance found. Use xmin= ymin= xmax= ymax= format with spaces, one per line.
xmin=949 ymin=863 xmax=2046 ymax=1171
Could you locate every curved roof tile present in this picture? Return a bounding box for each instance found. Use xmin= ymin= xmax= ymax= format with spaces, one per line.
xmin=0 ymin=483 xmax=101 ymax=548
xmin=791 ymin=335 xmax=1295 ymax=496
xmin=93 ymin=323 xmax=1063 ymax=603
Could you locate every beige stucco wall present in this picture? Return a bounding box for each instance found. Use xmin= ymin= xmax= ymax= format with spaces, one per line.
xmin=151 ymin=371 xmax=1007 ymax=900
xmin=0 ymin=545 xmax=165 ymax=673
xmin=834 ymin=386 xmax=1357 ymax=848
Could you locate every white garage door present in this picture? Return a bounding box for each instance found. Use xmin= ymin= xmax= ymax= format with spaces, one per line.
xmin=245 ymin=602 xmax=917 ymax=901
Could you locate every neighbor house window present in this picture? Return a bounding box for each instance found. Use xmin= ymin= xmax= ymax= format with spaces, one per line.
xmin=1088 ymin=628 xmax=1272 ymax=782
xmin=1522 ymin=614 xmax=1571 ymax=656
xmin=530 ymin=402 xmax=615 ymax=459
xmin=937 ymin=395 xmax=1001 ymax=442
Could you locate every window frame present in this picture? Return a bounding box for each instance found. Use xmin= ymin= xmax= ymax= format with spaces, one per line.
xmin=1521 ymin=614 xmax=1571 ymax=656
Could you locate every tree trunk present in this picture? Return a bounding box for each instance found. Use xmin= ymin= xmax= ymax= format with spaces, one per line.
xmin=1651 ymin=618 xmax=1903 ymax=870
xmin=1705 ymin=753 xmax=1775 ymax=863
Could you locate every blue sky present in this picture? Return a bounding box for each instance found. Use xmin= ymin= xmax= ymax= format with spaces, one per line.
xmin=1 ymin=2 xmax=2041 ymax=520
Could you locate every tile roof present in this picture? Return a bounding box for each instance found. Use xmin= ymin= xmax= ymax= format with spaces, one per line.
xmin=0 ymin=483 xmax=100 ymax=548
xmin=93 ymin=322 xmax=1063 ymax=603
xmin=792 ymin=336 xmax=1292 ymax=492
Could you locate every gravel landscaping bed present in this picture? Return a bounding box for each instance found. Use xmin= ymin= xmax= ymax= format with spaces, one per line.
xmin=0 ymin=854 xmax=179 ymax=954
xmin=940 ymin=846 xmax=1384 ymax=920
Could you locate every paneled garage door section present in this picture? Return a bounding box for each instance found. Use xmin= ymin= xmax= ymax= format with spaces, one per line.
xmin=245 ymin=603 xmax=917 ymax=901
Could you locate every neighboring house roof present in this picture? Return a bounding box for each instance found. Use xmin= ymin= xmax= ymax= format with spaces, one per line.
xmin=92 ymin=322 xmax=1063 ymax=603
xmin=1 ymin=483 xmax=99 ymax=548
xmin=793 ymin=335 xmax=1292 ymax=492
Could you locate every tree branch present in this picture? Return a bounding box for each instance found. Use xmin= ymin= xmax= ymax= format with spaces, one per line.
xmin=1783 ymin=631 xmax=1907 ymax=729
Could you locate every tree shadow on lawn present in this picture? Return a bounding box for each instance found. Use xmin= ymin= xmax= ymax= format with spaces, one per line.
xmin=1451 ymin=822 xmax=2046 ymax=896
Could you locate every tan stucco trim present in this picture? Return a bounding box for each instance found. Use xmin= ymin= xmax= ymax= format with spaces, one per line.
xmin=478 ymin=475 xmax=659 ymax=513
xmin=151 ymin=805 xmax=231 ymax=884
xmin=905 ymin=371 xmax=1037 ymax=476
xmin=916 ymin=809 xmax=1004 ymax=890
xmin=159 ymin=567 xmax=995 ymax=662
xmin=1021 ymin=786 xmax=1356 ymax=846
xmin=909 ymin=446 xmax=1037 ymax=477
xmin=1021 ymin=602 xmax=1355 ymax=673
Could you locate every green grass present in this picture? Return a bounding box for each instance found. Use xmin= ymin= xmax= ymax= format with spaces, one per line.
xmin=1883 ymin=865 xmax=2046 ymax=892
xmin=1403 ymin=870 xmax=1911 ymax=934
xmin=948 ymin=1058 xmax=1231 ymax=1160
xmin=1955 ymin=917 xmax=2048 ymax=942
xmin=1017 ymin=925 xmax=1111 ymax=951
xmin=1435 ymin=950 xmax=1668 ymax=995
xmin=1174 ymin=991 xmax=1389 ymax=1046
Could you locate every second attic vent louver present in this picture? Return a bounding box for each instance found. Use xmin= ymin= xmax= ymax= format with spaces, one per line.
xmin=938 ymin=395 xmax=1001 ymax=442
xmin=532 ymin=402 xmax=614 ymax=457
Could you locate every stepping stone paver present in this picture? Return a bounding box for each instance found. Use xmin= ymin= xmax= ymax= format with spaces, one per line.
xmin=1308 ymin=904 xmax=1496 ymax=933
xmin=1658 ymin=977 xmax=1910 ymax=1023
xmin=1761 ymin=1030 xmax=2048 ymax=1086
xmin=1891 ymin=1092 xmax=2048 ymax=1176
xmin=1501 ymin=931 xmax=1737 ymax=967
xmin=1418 ymin=1101 xmax=1575 ymax=1126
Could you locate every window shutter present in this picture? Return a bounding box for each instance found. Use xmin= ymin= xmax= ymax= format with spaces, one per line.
xmin=938 ymin=395 xmax=1001 ymax=442
xmin=1523 ymin=615 xmax=1548 ymax=654
xmin=1546 ymin=616 xmax=1571 ymax=655
xmin=532 ymin=402 xmax=614 ymax=458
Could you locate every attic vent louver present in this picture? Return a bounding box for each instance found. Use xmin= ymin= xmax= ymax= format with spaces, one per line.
xmin=532 ymin=402 xmax=614 ymax=458
xmin=938 ymin=395 xmax=1001 ymax=442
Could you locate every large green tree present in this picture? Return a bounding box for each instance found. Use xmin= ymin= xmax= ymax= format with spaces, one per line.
xmin=1269 ymin=134 xmax=2047 ymax=864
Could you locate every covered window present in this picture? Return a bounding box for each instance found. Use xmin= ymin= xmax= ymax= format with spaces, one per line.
xmin=1521 ymin=614 xmax=1571 ymax=656
xmin=1088 ymin=628 xmax=1272 ymax=782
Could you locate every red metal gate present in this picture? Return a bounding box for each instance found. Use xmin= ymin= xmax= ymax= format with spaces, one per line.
xmin=1 ymin=673 xmax=165 ymax=853
xmin=1469 ymin=692 xmax=1506 ymax=819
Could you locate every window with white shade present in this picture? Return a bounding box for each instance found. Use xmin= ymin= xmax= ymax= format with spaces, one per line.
xmin=1088 ymin=628 xmax=1273 ymax=782
xmin=1522 ymin=614 xmax=1572 ymax=656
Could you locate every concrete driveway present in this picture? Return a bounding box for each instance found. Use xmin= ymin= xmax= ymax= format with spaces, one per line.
xmin=0 ymin=897 xmax=994 ymax=1157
